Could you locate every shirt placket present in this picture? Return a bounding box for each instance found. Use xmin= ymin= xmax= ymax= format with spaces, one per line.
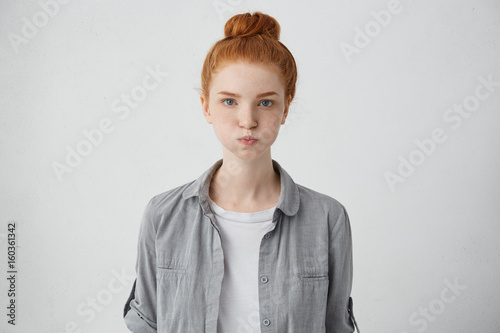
xmin=257 ymin=208 xmax=282 ymax=333
xmin=201 ymin=197 xmax=225 ymax=333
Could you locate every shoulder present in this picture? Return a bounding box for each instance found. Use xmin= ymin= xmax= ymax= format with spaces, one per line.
xmin=296 ymin=183 xmax=349 ymax=232
xmin=296 ymin=183 xmax=347 ymax=214
xmin=143 ymin=179 xmax=197 ymax=223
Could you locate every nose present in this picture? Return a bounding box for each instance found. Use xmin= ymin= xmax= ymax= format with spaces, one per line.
xmin=238 ymin=103 xmax=258 ymax=129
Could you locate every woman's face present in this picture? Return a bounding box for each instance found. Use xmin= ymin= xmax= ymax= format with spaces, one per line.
xmin=200 ymin=61 xmax=290 ymax=162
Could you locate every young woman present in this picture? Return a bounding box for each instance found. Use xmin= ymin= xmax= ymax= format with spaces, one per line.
xmin=123 ymin=11 xmax=359 ymax=333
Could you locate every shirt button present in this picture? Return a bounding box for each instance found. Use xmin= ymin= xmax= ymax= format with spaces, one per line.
xmin=264 ymin=232 xmax=271 ymax=238
xmin=260 ymin=276 xmax=268 ymax=283
xmin=263 ymin=318 xmax=271 ymax=326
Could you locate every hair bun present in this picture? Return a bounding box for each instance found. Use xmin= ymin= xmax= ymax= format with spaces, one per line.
xmin=224 ymin=11 xmax=280 ymax=40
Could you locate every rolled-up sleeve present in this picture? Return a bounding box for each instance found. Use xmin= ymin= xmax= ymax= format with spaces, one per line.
xmin=326 ymin=204 xmax=359 ymax=332
xmin=123 ymin=197 xmax=158 ymax=332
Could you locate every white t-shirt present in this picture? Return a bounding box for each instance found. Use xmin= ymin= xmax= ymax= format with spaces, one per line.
xmin=208 ymin=196 xmax=276 ymax=333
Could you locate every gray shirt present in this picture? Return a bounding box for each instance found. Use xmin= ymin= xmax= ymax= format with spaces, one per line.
xmin=123 ymin=158 xmax=359 ymax=333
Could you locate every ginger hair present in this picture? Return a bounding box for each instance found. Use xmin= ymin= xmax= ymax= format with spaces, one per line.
xmin=201 ymin=11 xmax=297 ymax=105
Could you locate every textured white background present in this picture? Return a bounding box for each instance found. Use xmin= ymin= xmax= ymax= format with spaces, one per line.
xmin=1 ymin=0 xmax=499 ymax=332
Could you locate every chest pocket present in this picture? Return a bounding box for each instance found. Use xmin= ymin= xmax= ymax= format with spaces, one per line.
xmin=156 ymin=257 xmax=189 ymax=327
xmin=156 ymin=258 xmax=188 ymax=278
xmin=274 ymin=269 xmax=329 ymax=332
xmin=296 ymin=270 xmax=329 ymax=301
xmin=297 ymin=271 xmax=329 ymax=302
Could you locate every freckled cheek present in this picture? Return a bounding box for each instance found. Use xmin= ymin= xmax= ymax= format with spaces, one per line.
xmin=212 ymin=121 xmax=234 ymax=142
xmin=266 ymin=115 xmax=282 ymax=128
xmin=255 ymin=126 xmax=278 ymax=144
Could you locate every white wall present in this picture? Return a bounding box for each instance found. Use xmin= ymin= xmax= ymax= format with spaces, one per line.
xmin=1 ymin=0 xmax=499 ymax=332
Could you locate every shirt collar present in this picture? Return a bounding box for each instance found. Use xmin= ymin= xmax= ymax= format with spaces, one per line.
xmin=182 ymin=158 xmax=300 ymax=216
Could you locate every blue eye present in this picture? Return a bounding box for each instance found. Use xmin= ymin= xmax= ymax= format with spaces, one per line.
xmin=259 ymin=100 xmax=273 ymax=107
xmin=222 ymin=99 xmax=235 ymax=106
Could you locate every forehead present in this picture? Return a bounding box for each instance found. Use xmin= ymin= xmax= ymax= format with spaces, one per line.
xmin=210 ymin=61 xmax=285 ymax=94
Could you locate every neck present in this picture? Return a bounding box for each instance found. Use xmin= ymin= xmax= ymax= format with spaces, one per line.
xmin=209 ymin=151 xmax=280 ymax=210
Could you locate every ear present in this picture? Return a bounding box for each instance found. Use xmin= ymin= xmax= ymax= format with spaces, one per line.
xmin=281 ymin=95 xmax=291 ymax=125
xmin=200 ymin=93 xmax=212 ymax=124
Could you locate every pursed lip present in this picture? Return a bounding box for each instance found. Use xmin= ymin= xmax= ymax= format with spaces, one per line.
xmin=239 ymin=136 xmax=257 ymax=140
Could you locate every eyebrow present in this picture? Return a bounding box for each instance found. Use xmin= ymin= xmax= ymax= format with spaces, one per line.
xmin=217 ymin=91 xmax=279 ymax=98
